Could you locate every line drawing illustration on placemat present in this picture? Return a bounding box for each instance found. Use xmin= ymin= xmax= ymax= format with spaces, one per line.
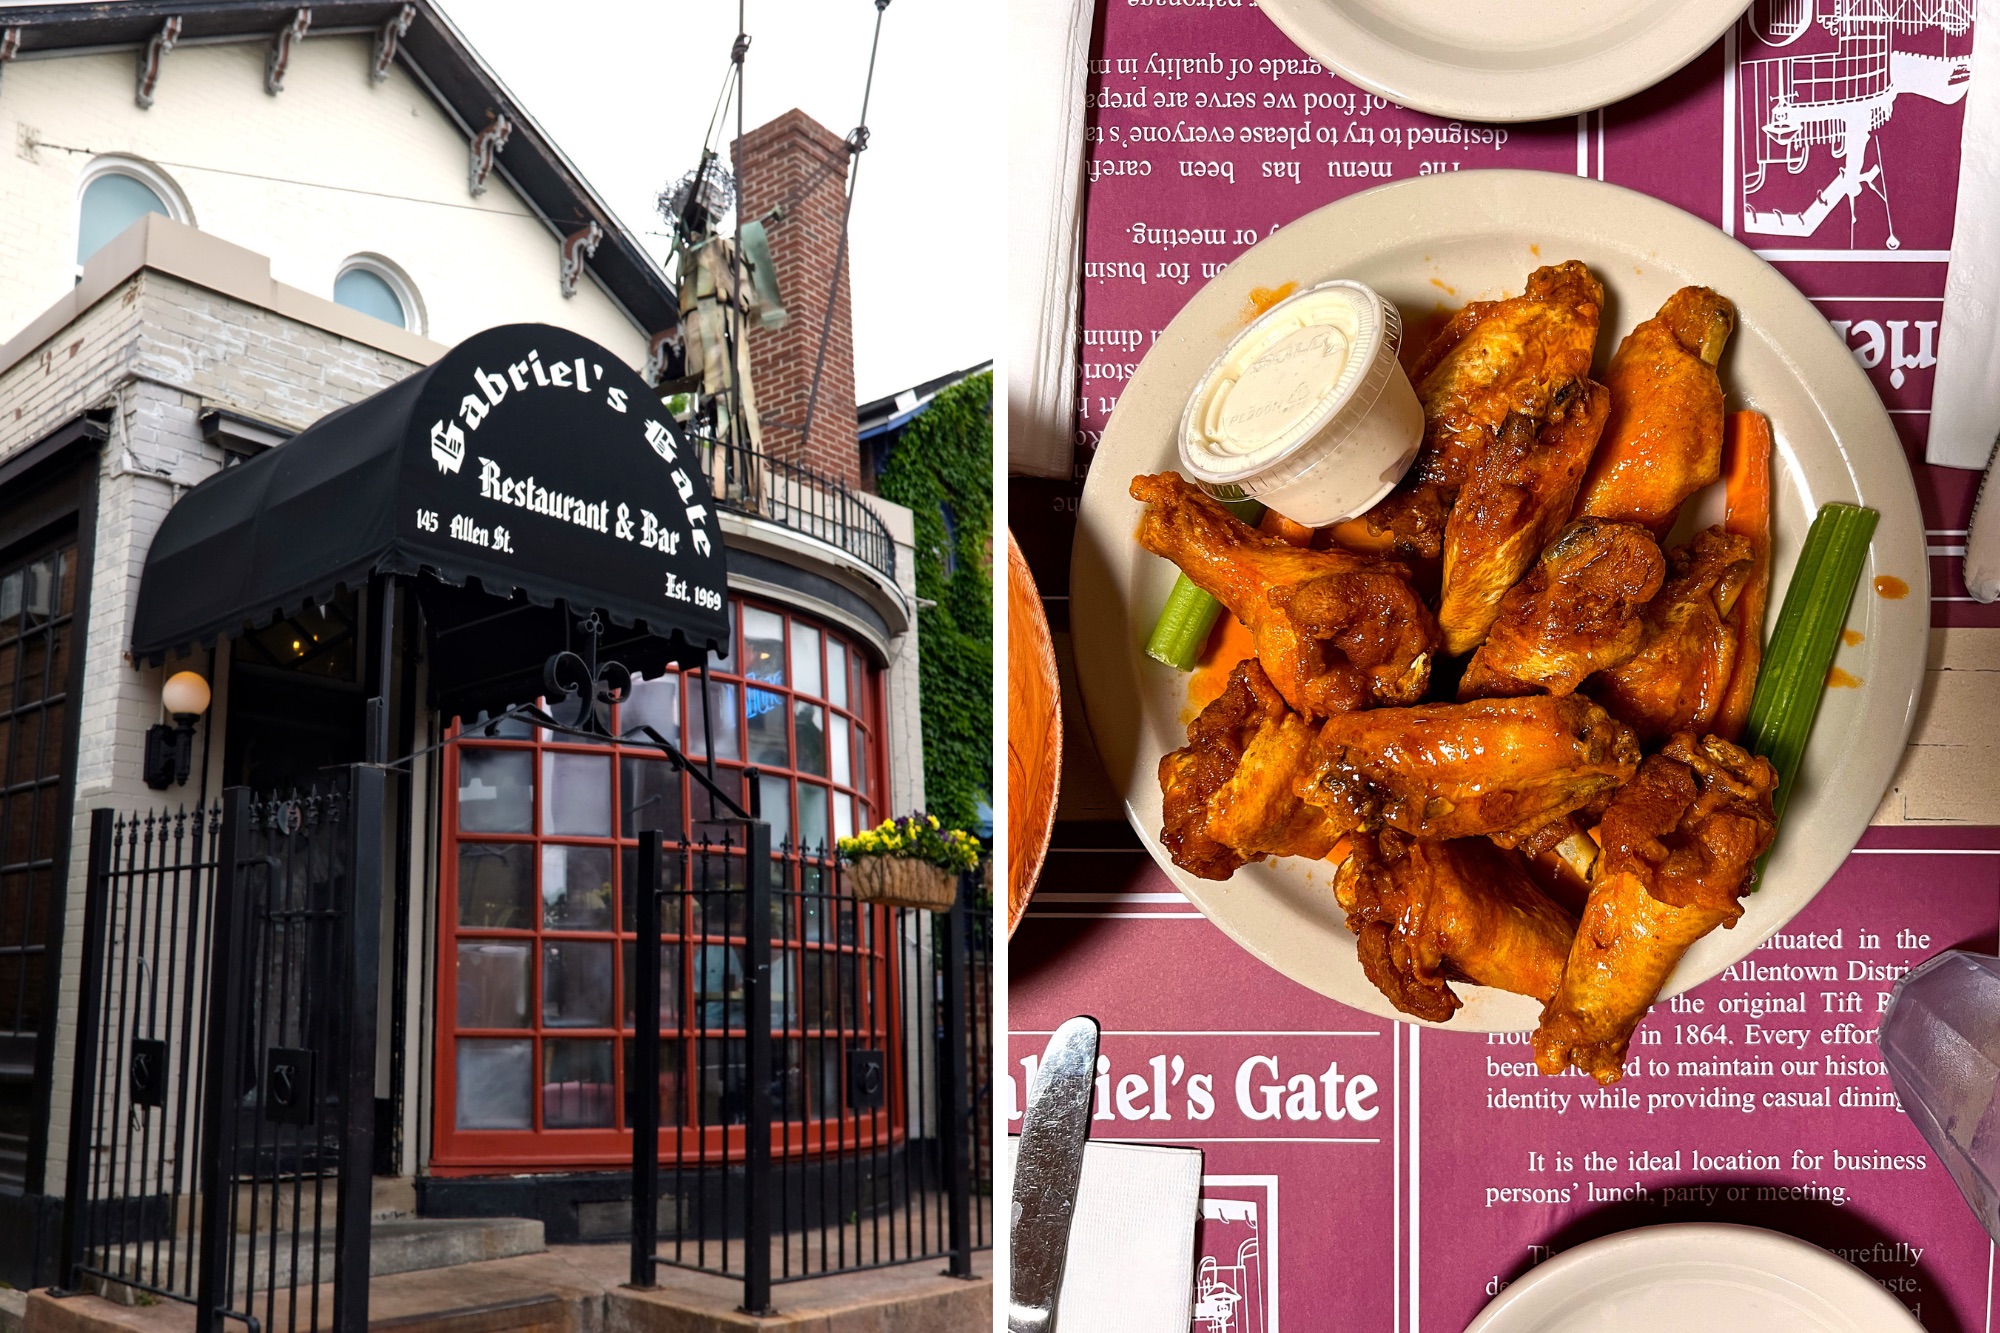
xmin=1197 ymin=1176 xmax=1280 ymax=1333
xmin=1737 ymin=0 xmax=1973 ymax=249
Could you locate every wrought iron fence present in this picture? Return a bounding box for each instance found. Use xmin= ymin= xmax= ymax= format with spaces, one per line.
xmin=694 ymin=433 xmax=897 ymax=581
xmin=58 ymin=771 xmax=382 ymax=1333
xmin=628 ymin=827 xmax=992 ymax=1313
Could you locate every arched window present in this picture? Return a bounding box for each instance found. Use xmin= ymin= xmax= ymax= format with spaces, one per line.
xmin=333 ymin=256 xmax=421 ymax=333
xmin=76 ymin=158 xmax=190 ymax=268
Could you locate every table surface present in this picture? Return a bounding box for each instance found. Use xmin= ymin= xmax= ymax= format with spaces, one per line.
xmin=1007 ymin=3 xmax=2000 ymax=1328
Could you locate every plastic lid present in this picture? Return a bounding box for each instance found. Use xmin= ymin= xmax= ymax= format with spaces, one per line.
xmin=1178 ymin=280 xmax=1406 ymax=504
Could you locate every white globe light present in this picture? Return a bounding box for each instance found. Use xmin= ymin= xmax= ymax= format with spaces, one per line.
xmin=162 ymin=671 xmax=211 ymax=718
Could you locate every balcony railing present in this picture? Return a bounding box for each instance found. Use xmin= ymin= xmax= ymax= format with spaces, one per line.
xmin=695 ymin=434 xmax=897 ymax=582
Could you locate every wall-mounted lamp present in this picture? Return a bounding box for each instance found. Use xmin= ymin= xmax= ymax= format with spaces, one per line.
xmin=143 ymin=671 xmax=211 ymax=790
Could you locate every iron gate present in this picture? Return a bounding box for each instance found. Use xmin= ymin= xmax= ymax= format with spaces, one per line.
xmin=58 ymin=768 xmax=382 ymax=1333
xmin=627 ymin=823 xmax=992 ymax=1314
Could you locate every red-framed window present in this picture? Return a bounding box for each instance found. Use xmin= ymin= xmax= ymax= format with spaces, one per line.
xmin=431 ymin=597 xmax=895 ymax=1173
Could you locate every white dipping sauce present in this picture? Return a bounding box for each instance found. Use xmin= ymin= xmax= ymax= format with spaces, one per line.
xmin=1179 ymin=279 xmax=1423 ymax=527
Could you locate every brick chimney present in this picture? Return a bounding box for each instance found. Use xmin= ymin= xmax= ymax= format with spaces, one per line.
xmin=734 ymin=109 xmax=861 ymax=487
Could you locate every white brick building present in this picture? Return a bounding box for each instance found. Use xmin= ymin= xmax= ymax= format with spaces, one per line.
xmin=0 ymin=3 xmax=923 ymax=1285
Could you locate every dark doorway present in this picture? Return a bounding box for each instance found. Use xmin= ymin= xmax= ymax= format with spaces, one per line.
xmin=224 ymin=591 xmax=367 ymax=792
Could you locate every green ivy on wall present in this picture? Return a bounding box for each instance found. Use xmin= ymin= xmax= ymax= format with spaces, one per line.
xmin=878 ymin=371 xmax=993 ymax=835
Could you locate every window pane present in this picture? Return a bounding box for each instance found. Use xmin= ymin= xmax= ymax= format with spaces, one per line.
xmin=459 ymin=749 xmax=533 ymax=833
xmin=622 ymin=672 xmax=680 ymax=745
xmin=542 ymin=941 xmax=614 ymax=1027
xmin=78 ymin=172 xmax=169 ymax=265
xmin=773 ymin=947 xmax=796 ymax=1028
xmin=830 ymin=715 xmax=851 ymax=787
xmin=686 ymin=680 xmax=740 ymax=761
xmin=746 ymin=688 xmax=788 ymax=766
xmin=790 ymin=625 xmax=821 ymax=697
xmin=757 ymin=774 xmax=791 ymax=850
xmin=541 ymin=751 xmax=611 ymax=835
xmin=833 ymin=794 xmax=854 ymax=842
xmin=807 ymin=1037 xmax=841 ymax=1119
xmin=458 ymin=843 xmax=534 ymax=928
xmin=620 ymin=845 xmax=684 ymax=932
xmin=797 ymin=784 xmax=829 ymax=854
xmin=744 ymin=608 xmax=785 ymax=684
xmin=699 ymin=1036 xmax=748 ymax=1125
xmin=541 ymin=1039 xmax=614 ymax=1128
xmin=828 ymin=642 xmax=848 ymax=708
xmin=852 ymin=725 xmax=869 ymax=795
xmin=457 ymin=942 xmax=530 ymax=1028
xmin=456 ymin=1039 xmax=531 ymax=1129
xmin=621 ymin=756 xmax=683 ymax=840
xmin=622 ymin=1038 xmax=685 ymax=1127
xmin=476 ymin=711 xmax=536 ymax=739
xmin=795 ymin=703 xmax=827 ymax=776
xmin=622 ymin=941 xmax=682 ymax=1029
xmin=542 ymin=845 xmax=613 ymax=930
xmin=333 ymin=267 xmax=406 ymax=328
xmin=696 ymin=945 xmax=746 ymax=1030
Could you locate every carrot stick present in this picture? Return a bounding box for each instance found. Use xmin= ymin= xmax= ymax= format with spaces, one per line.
xmin=1716 ymin=411 xmax=1773 ymax=741
xmin=1260 ymin=509 xmax=1315 ymax=547
xmin=1323 ymin=516 xmax=1399 ymax=554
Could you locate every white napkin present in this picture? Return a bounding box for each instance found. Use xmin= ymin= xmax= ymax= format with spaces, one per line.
xmin=1002 ymin=1136 xmax=1203 ymax=1330
xmin=1929 ymin=0 xmax=2000 ymax=474
xmin=1007 ymin=0 xmax=1093 ymax=480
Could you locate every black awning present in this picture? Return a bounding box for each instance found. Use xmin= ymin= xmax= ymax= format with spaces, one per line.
xmin=133 ymin=323 xmax=730 ymax=674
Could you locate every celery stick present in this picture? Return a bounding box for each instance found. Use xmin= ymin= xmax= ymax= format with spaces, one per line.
xmin=1744 ymin=501 xmax=1880 ymax=831
xmin=1146 ymin=575 xmax=1225 ymax=670
xmin=1144 ymin=499 xmax=1264 ymax=672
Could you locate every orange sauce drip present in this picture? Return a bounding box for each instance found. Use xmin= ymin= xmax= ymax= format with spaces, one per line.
xmin=1874 ymin=575 xmax=1909 ymax=599
xmin=1241 ymin=282 xmax=1298 ymax=325
xmin=1840 ymin=628 xmax=1865 ymax=647
xmin=1185 ymin=615 xmax=1258 ymax=720
xmin=1530 ymin=244 xmax=1541 ymax=256
xmin=1827 ymin=666 xmax=1864 ymax=689
xmin=1430 ymin=277 xmax=1457 ymax=296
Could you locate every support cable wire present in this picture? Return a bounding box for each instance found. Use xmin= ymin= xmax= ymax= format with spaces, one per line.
xmin=797 ymin=0 xmax=892 ymax=456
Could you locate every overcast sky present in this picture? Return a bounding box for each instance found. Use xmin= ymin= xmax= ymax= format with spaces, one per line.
xmin=444 ymin=0 xmax=1002 ymax=404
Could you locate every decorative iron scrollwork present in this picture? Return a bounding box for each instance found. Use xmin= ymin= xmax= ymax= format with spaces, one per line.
xmin=542 ymin=613 xmax=630 ymax=737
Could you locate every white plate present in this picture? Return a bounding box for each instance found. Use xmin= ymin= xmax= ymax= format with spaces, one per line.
xmin=1070 ymin=171 xmax=1927 ymax=1031
xmin=1465 ymin=1225 xmax=1925 ymax=1332
xmin=1257 ymin=0 xmax=1749 ymax=124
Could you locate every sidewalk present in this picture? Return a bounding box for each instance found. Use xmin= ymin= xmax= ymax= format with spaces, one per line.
xmin=14 ymin=1243 xmax=991 ymax=1333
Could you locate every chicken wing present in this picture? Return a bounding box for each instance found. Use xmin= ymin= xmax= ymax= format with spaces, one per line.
xmin=1336 ymin=830 xmax=1579 ymax=1022
xmin=1159 ymin=659 xmax=1344 ymax=880
xmin=1460 ymin=519 xmax=1667 ymax=700
xmin=1534 ymin=733 xmax=1778 ymax=1084
xmin=1437 ymin=381 xmax=1611 ymax=654
xmin=1574 ymin=287 xmax=1736 ymax=535
xmin=1299 ymin=694 xmax=1640 ymax=845
xmin=1365 ymin=261 xmax=1605 ymax=558
xmin=1132 ymin=472 xmax=1438 ymax=715
xmin=1586 ymin=526 xmax=1754 ymax=743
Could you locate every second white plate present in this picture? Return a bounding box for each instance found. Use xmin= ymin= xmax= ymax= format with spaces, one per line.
xmin=1465 ymin=1225 xmax=1924 ymax=1332
xmin=1069 ymin=171 xmax=1927 ymax=1031
xmin=1256 ymin=0 xmax=1749 ymax=124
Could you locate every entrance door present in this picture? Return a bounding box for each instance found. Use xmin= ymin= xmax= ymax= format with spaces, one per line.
xmin=0 ymin=538 xmax=77 ymax=1189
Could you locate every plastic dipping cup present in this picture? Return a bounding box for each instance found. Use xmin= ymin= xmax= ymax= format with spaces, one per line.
xmin=1178 ymin=280 xmax=1423 ymax=528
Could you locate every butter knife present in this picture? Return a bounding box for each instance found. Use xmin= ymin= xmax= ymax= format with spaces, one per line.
xmin=1009 ymin=1015 xmax=1099 ymax=1333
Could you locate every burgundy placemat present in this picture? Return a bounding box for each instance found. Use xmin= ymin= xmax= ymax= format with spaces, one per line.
xmin=1008 ymin=3 xmax=1998 ymax=1327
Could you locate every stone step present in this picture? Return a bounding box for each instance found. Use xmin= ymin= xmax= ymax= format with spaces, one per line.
xmin=82 ymin=1217 xmax=546 ymax=1301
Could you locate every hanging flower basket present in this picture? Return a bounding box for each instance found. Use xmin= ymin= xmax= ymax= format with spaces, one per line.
xmin=838 ymin=813 xmax=981 ymax=912
xmin=847 ymin=855 xmax=960 ymax=911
